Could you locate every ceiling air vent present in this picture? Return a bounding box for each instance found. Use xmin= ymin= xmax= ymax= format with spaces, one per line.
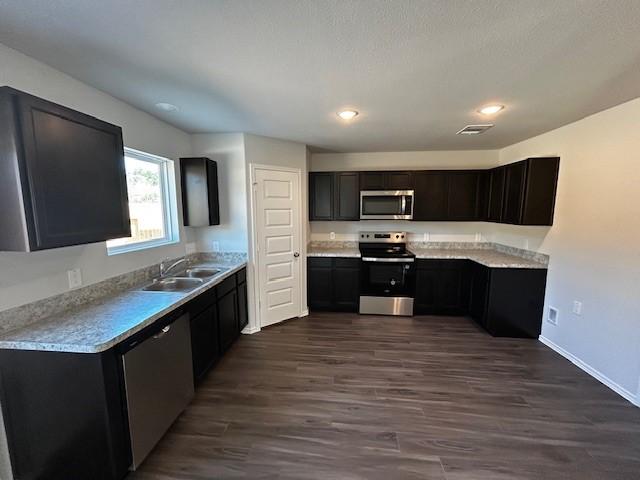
xmin=456 ymin=124 xmax=494 ymax=135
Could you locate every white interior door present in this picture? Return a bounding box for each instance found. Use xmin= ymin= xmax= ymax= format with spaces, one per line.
xmin=254 ymin=167 xmax=302 ymax=327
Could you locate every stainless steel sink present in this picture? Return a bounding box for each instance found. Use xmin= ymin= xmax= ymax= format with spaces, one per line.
xmin=184 ymin=267 xmax=222 ymax=279
xmin=141 ymin=277 xmax=204 ymax=292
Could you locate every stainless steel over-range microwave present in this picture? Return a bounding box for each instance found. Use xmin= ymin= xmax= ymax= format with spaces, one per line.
xmin=360 ymin=190 xmax=414 ymax=220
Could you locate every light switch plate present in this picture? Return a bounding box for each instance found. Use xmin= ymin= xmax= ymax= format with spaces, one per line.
xmin=212 ymin=241 xmax=220 ymax=252
xmin=330 ymin=232 xmax=336 ymax=240
xmin=572 ymin=301 xmax=583 ymax=315
xmin=67 ymin=268 xmax=82 ymax=289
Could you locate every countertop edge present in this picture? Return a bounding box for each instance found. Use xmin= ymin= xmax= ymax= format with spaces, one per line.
xmin=0 ymin=261 xmax=247 ymax=354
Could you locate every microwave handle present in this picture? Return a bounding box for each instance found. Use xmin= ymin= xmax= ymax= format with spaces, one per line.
xmin=401 ymin=195 xmax=406 ymax=214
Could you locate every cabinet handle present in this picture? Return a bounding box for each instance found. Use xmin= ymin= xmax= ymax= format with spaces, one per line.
xmin=293 ymin=252 xmax=300 ymax=258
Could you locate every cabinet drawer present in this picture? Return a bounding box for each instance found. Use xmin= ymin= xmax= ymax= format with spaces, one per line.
xmin=308 ymin=257 xmax=333 ymax=268
xmin=334 ymin=257 xmax=360 ymax=268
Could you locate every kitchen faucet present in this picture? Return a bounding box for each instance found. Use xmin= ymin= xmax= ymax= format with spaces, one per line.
xmin=159 ymin=258 xmax=188 ymax=277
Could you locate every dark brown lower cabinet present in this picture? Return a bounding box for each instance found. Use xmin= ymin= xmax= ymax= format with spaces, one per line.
xmin=190 ymin=305 xmax=220 ymax=383
xmin=218 ymin=282 xmax=239 ymax=353
xmin=308 ymin=257 xmax=360 ymax=312
xmin=469 ymin=264 xmax=548 ymax=338
xmin=415 ymin=260 xmax=470 ymax=315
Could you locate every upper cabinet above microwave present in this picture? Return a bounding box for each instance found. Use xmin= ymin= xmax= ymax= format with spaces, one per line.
xmin=360 ymin=171 xmax=413 ymax=190
xmin=0 ymin=87 xmax=131 ymax=251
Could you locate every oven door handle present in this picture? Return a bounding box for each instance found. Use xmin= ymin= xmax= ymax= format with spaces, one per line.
xmin=361 ymin=257 xmax=415 ymax=263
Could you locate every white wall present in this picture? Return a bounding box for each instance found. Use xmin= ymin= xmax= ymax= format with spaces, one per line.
xmin=190 ymin=133 xmax=248 ymax=253
xmin=0 ymin=44 xmax=192 ymax=314
xmin=498 ymin=98 xmax=640 ymax=402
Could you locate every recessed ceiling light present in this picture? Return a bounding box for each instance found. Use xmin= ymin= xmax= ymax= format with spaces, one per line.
xmin=155 ymin=102 xmax=179 ymax=112
xmin=337 ymin=110 xmax=359 ymax=120
xmin=478 ymin=105 xmax=504 ymax=115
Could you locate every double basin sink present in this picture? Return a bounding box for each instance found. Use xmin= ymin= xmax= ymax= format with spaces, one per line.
xmin=141 ymin=267 xmax=226 ymax=293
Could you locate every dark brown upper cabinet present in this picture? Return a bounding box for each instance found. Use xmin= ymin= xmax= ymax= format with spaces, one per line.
xmin=360 ymin=171 xmax=413 ymax=190
xmin=180 ymin=157 xmax=220 ymax=226
xmin=309 ymin=172 xmax=334 ymax=220
xmin=0 ymin=87 xmax=130 ymax=252
xmin=309 ymin=172 xmax=359 ymax=221
xmin=413 ymin=172 xmax=449 ymax=221
xmin=487 ymin=167 xmax=506 ymax=222
xmin=333 ymin=172 xmax=360 ymax=220
xmin=447 ymin=171 xmax=481 ymax=221
xmin=488 ymin=157 xmax=559 ymax=226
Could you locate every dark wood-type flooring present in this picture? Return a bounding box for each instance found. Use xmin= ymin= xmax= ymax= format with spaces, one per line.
xmin=130 ymin=313 xmax=640 ymax=479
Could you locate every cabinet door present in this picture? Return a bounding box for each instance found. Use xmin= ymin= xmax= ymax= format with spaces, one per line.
xmin=447 ymin=172 xmax=479 ymax=220
xmin=332 ymin=258 xmax=360 ymax=311
xmin=334 ymin=172 xmax=360 ymax=220
xmin=309 ymin=172 xmax=334 ymax=220
xmin=16 ymin=91 xmax=130 ymax=249
xmin=190 ymin=306 xmax=219 ymax=382
xmin=360 ymin=172 xmax=386 ymax=190
xmin=218 ymin=290 xmax=239 ymax=352
xmin=469 ymin=263 xmax=490 ymax=327
xmin=413 ymin=172 xmax=449 ymax=220
xmin=487 ymin=167 xmax=506 ymax=222
xmin=415 ymin=266 xmax=438 ymax=313
xmin=237 ymin=281 xmax=248 ymax=331
xmin=386 ymin=171 xmax=413 ymax=189
xmin=521 ymin=157 xmax=560 ymax=226
xmin=502 ymin=161 xmax=527 ymax=224
xmin=475 ymin=170 xmax=490 ymax=221
xmin=307 ymin=258 xmax=333 ymax=310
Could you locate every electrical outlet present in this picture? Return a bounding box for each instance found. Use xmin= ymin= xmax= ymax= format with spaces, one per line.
xmin=572 ymin=301 xmax=583 ymax=315
xmin=185 ymin=242 xmax=196 ymax=255
xmin=423 ymin=232 xmax=429 ymax=242
xmin=67 ymin=268 xmax=82 ymax=289
xmin=330 ymin=232 xmax=336 ymax=240
xmin=212 ymin=241 xmax=220 ymax=252
xmin=547 ymin=306 xmax=558 ymax=325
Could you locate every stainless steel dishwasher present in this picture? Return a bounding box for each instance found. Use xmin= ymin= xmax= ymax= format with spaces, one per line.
xmin=121 ymin=313 xmax=194 ymax=469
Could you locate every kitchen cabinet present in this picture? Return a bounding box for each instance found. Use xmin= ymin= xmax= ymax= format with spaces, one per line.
xmin=360 ymin=171 xmax=413 ymax=190
xmin=0 ymin=348 xmax=131 ymax=480
xmin=309 ymin=158 xmax=558 ymax=225
xmin=180 ymin=157 xmax=220 ymax=226
xmin=190 ymin=305 xmax=220 ymax=383
xmin=308 ymin=257 xmax=360 ymax=312
xmin=447 ymin=171 xmax=481 ymax=221
xmin=334 ymin=172 xmax=360 ymax=220
xmin=309 ymin=172 xmax=334 ymax=220
xmin=218 ymin=276 xmax=239 ymax=353
xmin=415 ymin=260 xmax=469 ymax=315
xmin=487 ymin=167 xmax=506 ymax=222
xmin=487 ymin=158 xmax=560 ymax=226
xmin=237 ymin=273 xmax=248 ymax=332
xmin=469 ymin=265 xmax=547 ymax=338
xmin=0 ymin=87 xmax=130 ymax=251
xmin=502 ymin=161 xmax=527 ymax=224
xmin=413 ymin=172 xmax=449 ymax=221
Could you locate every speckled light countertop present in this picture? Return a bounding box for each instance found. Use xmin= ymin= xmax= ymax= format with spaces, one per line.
xmin=307 ymin=242 xmax=547 ymax=269
xmin=409 ymin=248 xmax=547 ymax=269
xmin=0 ymin=261 xmax=246 ymax=354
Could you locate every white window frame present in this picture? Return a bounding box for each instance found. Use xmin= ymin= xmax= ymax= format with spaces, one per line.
xmin=107 ymin=147 xmax=179 ymax=255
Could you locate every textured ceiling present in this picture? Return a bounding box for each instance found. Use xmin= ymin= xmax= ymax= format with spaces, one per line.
xmin=1 ymin=0 xmax=639 ymax=152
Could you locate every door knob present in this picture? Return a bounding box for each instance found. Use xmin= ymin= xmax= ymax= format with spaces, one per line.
xmin=293 ymin=252 xmax=300 ymax=258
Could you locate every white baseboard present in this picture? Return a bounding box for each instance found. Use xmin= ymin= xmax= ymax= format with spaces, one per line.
xmin=539 ymin=335 xmax=638 ymax=407
xmin=241 ymin=325 xmax=261 ymax=335
xmin=299 ymin=308 xmax=309 ymax=318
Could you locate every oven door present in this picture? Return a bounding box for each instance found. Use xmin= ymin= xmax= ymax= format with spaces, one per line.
xmin=360 ymin=190 xmax=414 ymax=220
xmin=360 ymin=258 xmax=415 ymax=297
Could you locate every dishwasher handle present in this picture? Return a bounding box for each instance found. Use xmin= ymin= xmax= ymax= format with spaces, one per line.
xmin=152 ymin=325 xmax=171 ymax=339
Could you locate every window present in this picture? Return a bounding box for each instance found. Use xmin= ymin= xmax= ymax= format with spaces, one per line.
xmin=107 ymin=148 xmax=179 ymax=254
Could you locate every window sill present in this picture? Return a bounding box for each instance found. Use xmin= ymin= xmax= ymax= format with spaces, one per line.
xmin=106 ymin=238 xmax=180 ymax=256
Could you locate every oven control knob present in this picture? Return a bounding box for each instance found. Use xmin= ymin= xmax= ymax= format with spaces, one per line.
xmin=401 ymin=235 xmax=405 ymax=238
xmin=390 ymin=279 xmax=397 ymax=286
xmin=395 ymin=234 xmax=399 ymax=238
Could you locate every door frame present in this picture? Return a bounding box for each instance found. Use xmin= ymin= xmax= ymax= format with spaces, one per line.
xmin=248 ymin=163 xmax=307 ymax=332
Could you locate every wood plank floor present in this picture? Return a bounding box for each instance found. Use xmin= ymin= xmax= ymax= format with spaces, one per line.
xmin=129 ymin=313 xmax=640 ymax=479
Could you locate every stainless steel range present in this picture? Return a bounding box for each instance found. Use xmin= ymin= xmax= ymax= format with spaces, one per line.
xmin=359 ymin=231 xmax=416 ymax=316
